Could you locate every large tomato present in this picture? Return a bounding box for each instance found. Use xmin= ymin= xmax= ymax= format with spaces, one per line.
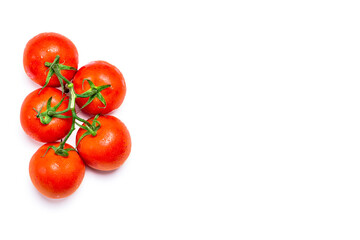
xmin=23 ymin=32 xmax=78 ymax=87
xmin=76 ymin=115 xmax=131 ymax=171
xmin=29 ymin=143 xmax=85 ymax=199
xmin=73 ymin=61 xmax=126 ymax=115
xmin=20 ymin=87 xmax=72 ymax=142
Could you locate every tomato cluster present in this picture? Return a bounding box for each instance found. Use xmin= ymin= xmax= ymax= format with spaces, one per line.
xmin=21 ymin=32 xmax=131 ymax=199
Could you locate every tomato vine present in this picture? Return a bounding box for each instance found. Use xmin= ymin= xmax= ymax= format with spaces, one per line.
xmin=38 ymin=55 xmax=109 ymax=157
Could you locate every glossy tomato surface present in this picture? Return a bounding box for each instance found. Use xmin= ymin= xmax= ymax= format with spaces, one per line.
xmin=20 ymin=87 xmax=72 ymax=142
xmin=73 ymin=61 xmax=126 ymax=115
xmin=76 ymin=115 xmax=131 ymax=171
xmin=29 ymin=143 xmax=85 ymax=199
xmin=23 ymin=32 xmax=78 ymax=87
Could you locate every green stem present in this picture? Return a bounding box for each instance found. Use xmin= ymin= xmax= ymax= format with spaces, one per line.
xmin=74 ymin=115 xmax=92 ymax=127
xmin=68 ymin=84 xmax=76 ymax=110
xmin=66 ymin=85 xmax=92 ymax=127
xmin=59 ymin=84 xmax=77 ymax=149
xmin=57 ymin=83 xmax=95 ymax=150
xmin=53 ymin=67 xmax=72 ymax=85
xmin=51 ymin=108 xmax=71 ymax=115
xmin=59 ymin=116 xmax=76 ymax=149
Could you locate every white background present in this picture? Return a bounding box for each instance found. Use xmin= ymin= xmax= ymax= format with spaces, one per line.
xmin=0 ymin=0 xmax=360 ymax=239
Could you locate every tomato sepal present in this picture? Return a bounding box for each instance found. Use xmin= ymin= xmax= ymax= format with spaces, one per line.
xmin=33 ymin=96 xmax=71 ymax=125
xmin=76 ymin=79 xmax=111 ymax=109
xmin=41 ymin=55 xmax=77 ymax=93
xmin=76 ymin=114 xmax=101 ymax=147
xmin=42 ymin=144 xmax=76 ymax=158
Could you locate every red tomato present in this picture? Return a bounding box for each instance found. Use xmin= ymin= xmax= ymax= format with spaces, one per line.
xmin=23 ymin=32 xmax=78 ymax=87
xmin=20 ymin=87 xmax=72 ymax=142
xmin=76 ymin=115 xmax=131 ymax=171
xmin=29 ymin=143 xmax=85 ymax=199
xmin=73 ymin=61 xmax=126 ymax=115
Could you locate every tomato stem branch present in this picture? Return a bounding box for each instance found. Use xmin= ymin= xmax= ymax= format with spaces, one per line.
xmin=74 ymin=115 xmax=92 ymax=127
xmin=52 ymin=108 xmax=71 ymax=115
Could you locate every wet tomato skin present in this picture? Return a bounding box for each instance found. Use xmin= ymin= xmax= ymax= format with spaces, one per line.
xmin=76 ymin=115 xmax=131 ymax=171
xmin=20 ymin=87 xmax=72 ymax=142
xmin=23 ymin=32 xmax=78 ymax=87
xmin=73 ymin=61 xmax=126 ymax=115
xmin=29 ymin=143 xmax=85 ymax=199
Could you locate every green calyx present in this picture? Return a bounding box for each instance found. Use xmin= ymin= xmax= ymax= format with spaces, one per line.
xmin=76 ymin=114 xmax=101 ymax=146
xmin=42 ymin=145 xmax=76 ymax=158
xmin=33 ymin=96 xmax=70 ymax=125
xmin=42 ymin=55 xmax=76 ymax=93
xmin=76 ymin=79 xmax=111 ymax=109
